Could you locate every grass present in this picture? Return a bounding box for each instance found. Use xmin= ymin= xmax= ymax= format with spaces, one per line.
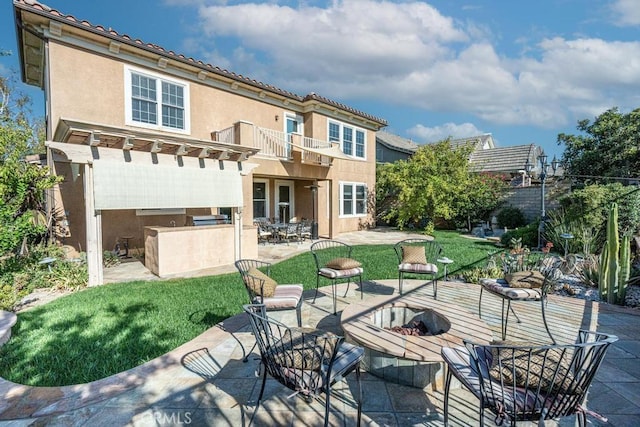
xmin=0 ymin=230 xmax=499 ymax=386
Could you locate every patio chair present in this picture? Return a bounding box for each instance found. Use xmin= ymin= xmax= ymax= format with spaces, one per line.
xmin=244 ymin=304 xmax=364 ymax=427
xmin=235 ymin=259 xmax=303 ymax=327
xmin=394 ymin=237 xmax=443 ymax=297
xmin=478 ymin=251 xmax=556 ymax=343
xmin=278 ymin=222 xmax=300 ymax=244
xmin=310 ymin=240 xmax=364 ymax=315
xmin=441 ymin=330 xmax=618 ymax=426
xmin=235 ymin=260 xmax=304 ymax=360
xmin=298 ymin=220 xmax=312 ymax=241
xmin=254 ymin=220 xmax=273 ymax=245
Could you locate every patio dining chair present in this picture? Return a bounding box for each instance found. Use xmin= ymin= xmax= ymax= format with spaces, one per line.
xmin=298 ymin=220 xmax=313 ymax=241
xmin=441 ymin=330 xmax=618 ymax=426
xmin=394 ymin=237 xmax=443 ymax=297
xmin=244 ymin=304 xmax=364 ymax=427
xmin=254 ymin=220 xmax=273 ymax=245
xmin=278 ymin=222 xmax=300 ymax=244
xmin=310 ymin=240 xmax=364 ymax=315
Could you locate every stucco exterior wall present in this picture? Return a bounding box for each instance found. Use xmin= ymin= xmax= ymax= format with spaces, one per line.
xmin=44 ymin=32 xmax=379 ymax=261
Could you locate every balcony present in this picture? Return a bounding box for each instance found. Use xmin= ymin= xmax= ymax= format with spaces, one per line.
xmin=212 ymin=123 xmax=332 ymax=166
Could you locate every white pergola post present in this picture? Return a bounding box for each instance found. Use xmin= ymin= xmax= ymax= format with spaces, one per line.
xmin=234 ymin=206 xmax=242 ymax=260
xmin=83 ymin=162 xmax=103 ymax=286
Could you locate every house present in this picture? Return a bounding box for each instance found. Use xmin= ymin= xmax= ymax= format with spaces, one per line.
xmin=375 ymin=130 xmax=418 ymax=163
xmin=376 ymin=131 xmax=549 ymax=182
xmin=449 ymin=133 xmax=495 ymax=152
xmin=375 ymin=132 xmax=496 ymax=164
xmin=13 ymin=0 xmax=386 ymax=285
xmin=469 ymin=144 xmax=540 ymax=183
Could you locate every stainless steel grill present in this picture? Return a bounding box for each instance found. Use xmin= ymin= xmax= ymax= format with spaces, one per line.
xmin=187 ymin=215 xmax=229 ymax=226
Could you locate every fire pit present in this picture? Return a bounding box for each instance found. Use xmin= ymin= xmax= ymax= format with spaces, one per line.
xmin=341 ymin=295 xmax=492 ymax=389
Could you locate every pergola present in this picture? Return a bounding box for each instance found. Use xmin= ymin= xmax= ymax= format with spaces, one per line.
xmin=47 ymin=119 xmax=260 ymax=286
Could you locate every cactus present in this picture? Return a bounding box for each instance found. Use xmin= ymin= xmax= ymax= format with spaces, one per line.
xmin=599 ymin=202 xmax=631 ymax=305
xmin=606 ymin=203 xmax=620 ymax=304
xmin=599 ymin=244 xmax=609 ymax=300
xmin=619 ymin=234 xmax=631 ymax=303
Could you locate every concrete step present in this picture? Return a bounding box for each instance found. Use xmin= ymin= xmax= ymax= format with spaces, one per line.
xmin=0 ymin=311 xmax=17 ymax=346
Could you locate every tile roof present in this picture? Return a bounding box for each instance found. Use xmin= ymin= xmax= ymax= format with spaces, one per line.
xmin=13 ymin=0 xmax=387 ymax=126
xmin=376 ymin=130 xmax=419 ymax=154
xmin=448 ymin=134 xmax=495 ymax=150
xmin=469 ymin=144 xmax=540 ymax=173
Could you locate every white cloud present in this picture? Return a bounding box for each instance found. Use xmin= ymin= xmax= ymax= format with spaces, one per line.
xmin=185 ymin=0 xmax=640 ymax=131
xmin=610 ymin=0 xmax=640 ymax=26
xmin=407 ymin=122 xmax=484 ymax=143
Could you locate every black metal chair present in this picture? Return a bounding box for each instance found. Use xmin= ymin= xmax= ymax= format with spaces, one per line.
xmin=393 ymin=237 xmax=443 ymax=296
xmin=479 ymin=251 xmax=557 ymax=343
xmin=244 ymin=304 xmax=364 ymax=426
xmin=235 ymin=260 xmax=304 ymax=361
xmin=310 ymin=240 xmax=364 ymax=315
xmin=235 ymin=259 xmax=303 ymax=327
xmin=441 ymin=331 xmax=618 ymax=426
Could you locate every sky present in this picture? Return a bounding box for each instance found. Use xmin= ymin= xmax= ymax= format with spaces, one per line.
xmin=2 ymin=0 xmax=640 ymax=159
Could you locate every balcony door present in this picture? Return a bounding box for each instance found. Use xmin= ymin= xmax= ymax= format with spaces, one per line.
xmin=285 ymin=113 xmax=303 ymax=158
xmin=275 ymin=180 xmax=294 ymax=223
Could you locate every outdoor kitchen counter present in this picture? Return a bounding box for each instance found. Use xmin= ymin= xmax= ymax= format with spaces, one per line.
xmin=144 ymin=224 xmax=258 ymax=277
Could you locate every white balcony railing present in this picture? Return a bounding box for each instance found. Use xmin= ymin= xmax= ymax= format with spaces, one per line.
xmin=302 ymin=136 xmax=331 ymax=166
xmin=254 ymin=127 xmax=292 ymax=160
xmin=214 ymin=126 xmax=235 ymax=145
xmin=213 ymin=123 xmax=332 ymax=165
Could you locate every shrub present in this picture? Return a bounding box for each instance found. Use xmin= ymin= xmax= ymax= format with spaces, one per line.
xmin=496 ymin=206 xmax=527 ymax=229
xmin=544 ymin=209 xmax=603 ymax=256
xmin=0 ymin=245 xmax=88 ymax=310
xmin=559 ymin=183 xmax=640 ymax=238
xmin=500 ymin=221 xmax=539 ymax=249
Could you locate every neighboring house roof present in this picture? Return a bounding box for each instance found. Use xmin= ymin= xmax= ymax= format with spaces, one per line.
xmin=449 ymin=134 xmax=495 ymax=151
xmin=13 ymin=0 xmax=387 ymax=128
xmin=469 ymin=144 xmax=540 ymax=174
xmin=376 ymin=130 xmax=419 ymax=155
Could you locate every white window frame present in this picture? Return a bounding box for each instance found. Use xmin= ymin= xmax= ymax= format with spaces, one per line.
xmin=124 ymin=65 xmax=190 ymax=134
xmin=275 ymin=179 xmax=295 ymax=222
xmin=327 ymin=120 xmax=366 ymax=160
xmin=339 ymin=182 xmax=367 ymax=217
xmin=252 ymin=179 xmax=270 ymax=220
xmin=284 ymin=112 xmax=304 ymax=141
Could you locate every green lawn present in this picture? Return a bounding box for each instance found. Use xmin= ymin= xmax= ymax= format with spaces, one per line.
xmin=0 ymin=231 xmax=498 ymax=386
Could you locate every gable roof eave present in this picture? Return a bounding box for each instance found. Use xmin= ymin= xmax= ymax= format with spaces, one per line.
xmin=12 ymin=0 xmax=387 ymax=128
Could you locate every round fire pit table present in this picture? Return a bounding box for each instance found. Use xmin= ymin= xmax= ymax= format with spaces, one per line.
xmin=341 ymin=294 xmax=492 ymax=389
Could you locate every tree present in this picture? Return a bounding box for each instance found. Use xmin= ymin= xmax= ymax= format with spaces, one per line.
xmin=452 ymin=172 xmax=507 ymax=231
xmin=376 ymin=140 xmax=506 ymax=231
xmin=0 ymin=67 xmax=58 ymax=255
xmin=558 ymin=107 xmax=640 ymax=180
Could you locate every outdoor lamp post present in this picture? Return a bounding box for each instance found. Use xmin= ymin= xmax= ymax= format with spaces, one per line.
xmin=525 ymin=154 xmax=560 ymax=248
xmin=305 ymin=184 xmax=319 ymax=240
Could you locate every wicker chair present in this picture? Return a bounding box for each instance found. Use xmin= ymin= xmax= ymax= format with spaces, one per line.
xmin=441 ymin=331 xmax=618 ymax=426
xmin=244 ymin=304 xmax=364 ymax=426
xmin=394 ymin=237 xmax=443 ymax=296
xmin=310 ymin=240 xmax=364 ymax=315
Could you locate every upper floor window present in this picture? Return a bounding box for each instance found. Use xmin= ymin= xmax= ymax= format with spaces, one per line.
xmin=125 ymin=66 xmax=190 ymax=133
xmin=327 ymin=120 xmax=366 ymax=159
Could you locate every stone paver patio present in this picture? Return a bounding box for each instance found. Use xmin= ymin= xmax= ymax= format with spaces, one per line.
xmin=1 ymin=229 xmax=639 ymax=426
